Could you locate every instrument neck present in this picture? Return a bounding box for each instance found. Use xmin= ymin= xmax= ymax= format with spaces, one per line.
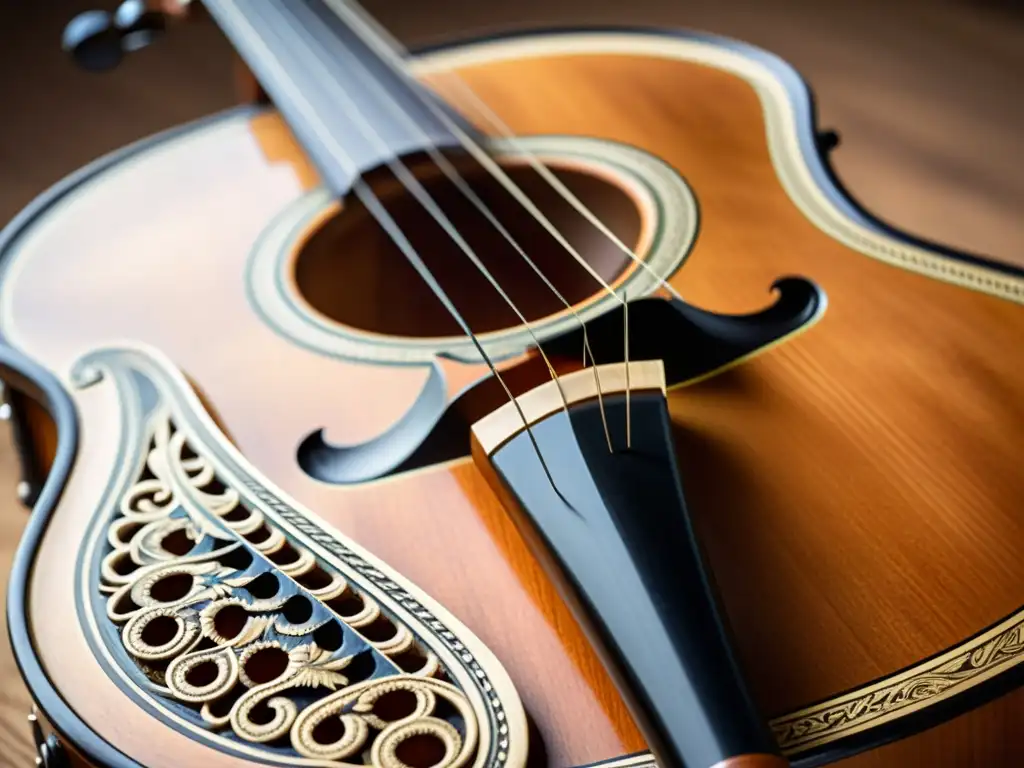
xmin=201 ymin=0 xmax=469 ymax=196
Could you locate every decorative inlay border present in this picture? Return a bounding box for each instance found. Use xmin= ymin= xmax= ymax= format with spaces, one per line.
xmin=72 ymin=343 xmax=528 ymax=767
xmin=414 ymin=31 xmax=1024 ymax=304
xmin=770 ymin=612 xmax=1024 ymax=753
xmin=415 ymin=30 xmax=1024 ymax=765
xmin=246 ymin=135 xmax=699 ymax=366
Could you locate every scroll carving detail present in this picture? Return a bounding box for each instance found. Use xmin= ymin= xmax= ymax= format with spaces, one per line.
xmin=96 ymin=403 xmax=485 ymax=766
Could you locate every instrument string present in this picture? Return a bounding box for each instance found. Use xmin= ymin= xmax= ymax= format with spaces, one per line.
xmin=321 ymin=0 xmax=651 ymax=448
xmin=333 ymin=0 xmax=686 ymax=305
xmin=278 ymin=0 xmax=615 ymax=451
xmin=211 ymin=0 xmax=570 ymax=486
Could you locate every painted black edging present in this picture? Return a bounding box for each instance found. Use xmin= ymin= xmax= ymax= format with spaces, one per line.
xmin=0 ymin=106 xmax=258 ymax=768
xmin=0 ymin=342 xmax=143 ymax=768
xmin=6 ymin=387 xmax=44 ymax=508
xmin=0 ymin=24 xmax=1020 ymax=768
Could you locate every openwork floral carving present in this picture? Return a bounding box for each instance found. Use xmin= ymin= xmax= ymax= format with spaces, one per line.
xmin=99 ymin=408 xmax=477 ymax=765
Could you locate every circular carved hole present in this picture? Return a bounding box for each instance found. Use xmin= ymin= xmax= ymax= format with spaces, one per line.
xmin=161 ymin=528 xmax=194 ymax=557
xmin=268 ymin=543 xmax=299 ymax=566
xmin=213 ymin=604 xmax=249 ymax=641
xmin=295 ymin=566 xmax=332 ymax=590
xmin=248 ymin=702 xmax=276 ymax=726
xmin=140 ymin=615 xmax=178 ymax=647
xmin=372 ymin=689 xmax=418 ymax=722
xmin=396 ymin=734 xmax=448 ymax=768
xmin=313 ymin=621 xmax=344 ymax=652
xmin=392 ymin=647 xmax=428 ymax=674
xmin=223 ymin=505 xmax=250 ymax=522
xmin=208 ymin=684 xmax=245 ymax=718
xmin=327 ymin=592 xmax=364 ymax=618
xmin=282 ymin=595 xmax=313 ymax=625
xmin=245 ymin=647 xmax=289 ymax=685
xmin=245 ymin=572 xmax=280 ymax=600
xmin=111 ymin=554 xmax=139 ymax=576
xmin=245 ymin=525 xmax=271 ymax=544
xmin=116 ymin=522 xmax=143 ymax=543
xmin=113 ymin=591 xmax=140 ymax=616
xmin=218 ymin=547 xmax=254 ymax=571
xmin=312 ymin=716 xmax=346 ymax=746
xmin=185 ymin=660 xmax=219 ymax=688
xmin=294 ymin=155 xmax=641 ymax=338
xmin=343 ymin=650 xmax=378 ymax=684
xmin=360 ymin=616 xmax=397 ymax=643
xmin=151 ymin=573 xmax=193 ymax=603
xmin=200 ymin=477 xmax=227 ymax=495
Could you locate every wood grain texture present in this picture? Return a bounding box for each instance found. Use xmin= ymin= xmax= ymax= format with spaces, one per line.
xmin=0 ymin=2 xmax=1022 ymax=767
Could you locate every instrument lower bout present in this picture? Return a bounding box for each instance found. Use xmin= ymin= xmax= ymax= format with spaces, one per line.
xmin=2 ymin=6 xmax=1023 ymax=768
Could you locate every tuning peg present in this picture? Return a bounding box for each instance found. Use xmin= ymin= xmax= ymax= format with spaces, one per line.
xmin=114 ymin=0 xmax=168 ymax=52
xmin=62 ymin=0 xmax=169 ymax=72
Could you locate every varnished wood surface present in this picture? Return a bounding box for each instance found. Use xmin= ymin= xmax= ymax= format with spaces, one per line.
xmin=0 ymin=1 xmax=1022 ymax=766
xmin=712 ymin=757 xmax=789 ymax=768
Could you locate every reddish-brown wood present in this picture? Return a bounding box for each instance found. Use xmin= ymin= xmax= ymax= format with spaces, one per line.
xmin=712 ymin=757 xmax=790 ymax=768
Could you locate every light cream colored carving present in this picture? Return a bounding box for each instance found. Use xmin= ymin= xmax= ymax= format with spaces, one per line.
xmin=101 ymin=407 xmax=476 ymax=765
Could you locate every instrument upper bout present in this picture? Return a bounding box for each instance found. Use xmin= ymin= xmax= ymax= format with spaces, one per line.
xmin=0 ymin=23 xmax=1022 ymax=768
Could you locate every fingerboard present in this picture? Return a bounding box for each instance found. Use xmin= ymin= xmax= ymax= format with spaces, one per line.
xmin=201 ymin=0 xmax=471 ymax=195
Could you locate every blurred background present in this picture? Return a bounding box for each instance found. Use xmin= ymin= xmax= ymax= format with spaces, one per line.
xmin=0 ymin=0 xmax=1021 ymax=764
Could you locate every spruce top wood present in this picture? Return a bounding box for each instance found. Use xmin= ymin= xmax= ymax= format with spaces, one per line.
xmin=3 ymin=2 xmax=1023 ymax=767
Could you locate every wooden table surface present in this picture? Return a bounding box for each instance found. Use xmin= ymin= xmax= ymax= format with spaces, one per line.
xmin=0 ymin=0 xmax=1021 ymax=765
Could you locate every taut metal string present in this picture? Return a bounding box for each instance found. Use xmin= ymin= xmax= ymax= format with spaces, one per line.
xmin=321 ymin=0 xmax=643 ymax=448
xmin=278 ymin=0 xmax=615 ymax=452
xmin=333 ymin=0 xmax=687 ymax=304
xmin=212 ymin=0 xmax=572 ymax=486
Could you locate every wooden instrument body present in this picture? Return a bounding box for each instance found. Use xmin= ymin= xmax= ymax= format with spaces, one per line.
xmin=2 ymin=27 xmax=1022 ymax=768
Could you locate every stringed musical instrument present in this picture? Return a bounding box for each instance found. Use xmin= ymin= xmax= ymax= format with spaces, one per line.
xmin=3 ymin=1 xmax=1022 ymax=767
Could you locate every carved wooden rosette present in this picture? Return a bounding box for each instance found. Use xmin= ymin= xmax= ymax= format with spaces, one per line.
xmin=74 ymin=345 xmax=526 ymax=768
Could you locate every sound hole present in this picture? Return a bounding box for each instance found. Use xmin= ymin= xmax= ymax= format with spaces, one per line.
xmin=111 ymin=553 xmax=139 ymax=576
xmin=213 ymin=604 xmax=249 ymax=641
xmin=295 ymin=566 xmax=332 ymax=590
xmin=141 ymin=615 xmax=178 ymax=647
xmin=293 ymin=154 xmax=642 ymax=338
xmin=360 ymin=615 xmax=397 ymax=643
xmin=161 ymin=528 xmax=194 ymax=556
xmin=282 ymin=595 xmax=313 ymax=624
xmin=245 ymin=572 xmax=281 ymax=599
xmin=373 ymin=689 xmax=418 ymax=722
xmin=328 ymin=591 xmax=365 ymax=618
xmin=245 ymin=647 xmax=289 ymax=685
xmin=151 ymin=573 xmax=193 ymax=603
xmin=396 ymin=734 xmax=448 ymax=768
xmin=312 ymin=717 xmax=346 ymax=746
xmin=186 ymin=660 xmax=219 ymax=688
